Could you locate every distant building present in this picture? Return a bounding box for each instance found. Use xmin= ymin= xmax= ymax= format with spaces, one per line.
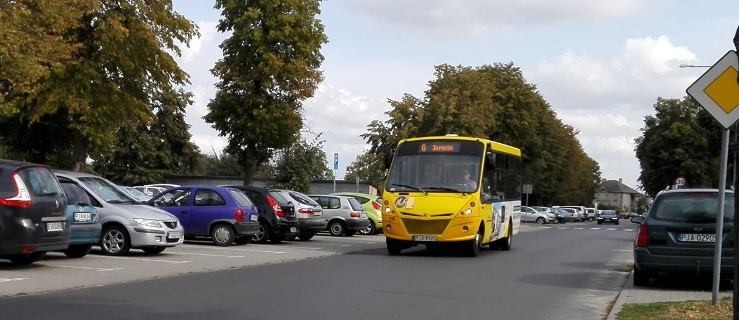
xmin=595 ymin=178 xmax=646 ymax=212
xmin=165 ymin=175 xmax=378 ymax=195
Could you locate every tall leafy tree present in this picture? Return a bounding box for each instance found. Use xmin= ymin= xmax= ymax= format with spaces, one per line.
xmin=635 ymin=96 xmax=723 ymax=197
xmin=271 ymin=135 xmax=332 ymax=192
xmin=205 ymin=0 xmax=327 ymax=185
xmin=362 ymin=63 xmax=601 ymax=205
xmin=91 ymin=90 xmax=201 ymax=185
xmin=0 ymin=0 xmax=197 ymax=170
xmin=344 ymin=151 xmax=386 ymax=193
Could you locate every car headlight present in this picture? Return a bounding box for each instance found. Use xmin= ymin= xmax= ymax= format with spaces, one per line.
xmin=133 ymin=218 xmax=162 ymax=228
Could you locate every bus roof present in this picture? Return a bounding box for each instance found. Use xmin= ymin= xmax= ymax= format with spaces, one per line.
xmin=399 ymin=135 xmax=522 ymax=157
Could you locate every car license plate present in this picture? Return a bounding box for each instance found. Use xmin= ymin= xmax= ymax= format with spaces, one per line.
xmin=290 ymin=227 xmax=297 ymax=233
xmin=73 ymin=212 xmax=92 ymax=223
xmin=413 ymin=235 xmax=437 ymax=242
xmin=47 ymin=222 xmax=64 ymax=232
xmin=678 ymin=233 xmax=715 ymax=243
xmin=167 ymin=231 xmax=181 ymax=239
xmin=314 ymin=211 xmax=322 ymax=216
xmin=250 ymin=214 xmax=258 ymax=221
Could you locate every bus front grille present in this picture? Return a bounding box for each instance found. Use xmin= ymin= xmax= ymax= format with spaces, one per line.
xmin=401 ymin=218 xmax=451 ymax=235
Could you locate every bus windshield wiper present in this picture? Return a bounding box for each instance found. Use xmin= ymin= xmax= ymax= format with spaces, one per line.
xmin=423 ymin=186 xmax=463 ymax=193
xmin=389 ymin=184 xmax=422 ymax=192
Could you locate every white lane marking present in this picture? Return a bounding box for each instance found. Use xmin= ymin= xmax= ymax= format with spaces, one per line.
xmin=248 ymin=244 xmax=322 ymax=250
xmin=96 ymin=256 xmax=191 ymax=264
xmin=168 ymin=252 xmax=245 ymax=258
xmin=56 ymin=265 xmax=123 ymax=272
xmin=624 ymin=229 xmax=634 ymax=232
xmin=574 ymin=227 xmax=584 ymax=230
xmin=0 ymin=278 xmax=29 ymax=283
xmin=192 ymin=246 xmax=287 ymax=254
xmin=542 ymin=226 xmax=553 ymax=229
xmin=590 ymin=228 xmax=601 ymax=230
xmin=607 ymin=228 xmax=617 ymax=231
xmin=559 ymin=227 xmax=570 ymax=230
xmin=314 ymin=237 xmax=380 ymax=244
xmin=612 ymin=249 xmax=632 ymax=252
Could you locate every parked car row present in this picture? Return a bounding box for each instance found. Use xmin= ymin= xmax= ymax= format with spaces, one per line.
xmin=0 ymin=158 xmax=379 ymax=265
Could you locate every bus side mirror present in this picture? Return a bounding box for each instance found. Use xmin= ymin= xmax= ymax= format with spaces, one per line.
xmin=482 ymin=193 xmax=493 ymax=204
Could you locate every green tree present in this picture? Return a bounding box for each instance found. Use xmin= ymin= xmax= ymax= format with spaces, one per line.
xmin=362 ymin=63 xmax=601 ymax=205
xmin=344 ymin=151 xmax=386 ymax=193
xmin=91 ymin=90 xmax=201 ymax=185
xmin=0 ymin=0 xmax=197 ymax=170
xmin=635 ymin=96 xmax=722 ymax=197
xmin=270 ymin=135 xmax=332 ymax=192
xmin=205 ymin=0 xmax=327 ymax=185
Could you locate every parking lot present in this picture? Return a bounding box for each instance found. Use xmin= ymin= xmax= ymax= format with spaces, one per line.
xmin=0 ymin=233 xmax=388 ymax=297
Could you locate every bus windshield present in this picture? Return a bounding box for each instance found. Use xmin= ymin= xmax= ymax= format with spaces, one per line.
xmin=386 ymin=140 xmax=484 ymax=193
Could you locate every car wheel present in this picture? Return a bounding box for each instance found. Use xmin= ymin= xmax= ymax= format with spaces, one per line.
xmin=9 ymin=252 xmax=45 ymax=265
xmin=253 ymin=221 xmax=270 ymax=243
xmin=101 ymin=225 xmax=131 ymax=256
xmin=211 ymin=224 xmax=235 ymax=247
xmin=359 ymin=221 xmax=375 ymax=235
xmin=63 ymin=244 xmax=92 ymax=258
xmin=535 ymin=217 xmax=545 ymax=224
xmin=328 ymin=220 xmax=347 ymax=236
xmin=386 ymin=238 xmax=402 ymax=256
xmin=633 ymin=268 xmax=650 ymax=286
xmin=142 ymin=247 xmax=166 ymax=255
xmin=298 ymin=231 xmax=315 ymax=241
xmin=588 ymin=217 xmax=594 ymax=222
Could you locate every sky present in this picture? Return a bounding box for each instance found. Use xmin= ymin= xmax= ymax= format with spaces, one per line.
xmin=171 ymin=0 xmax=738 ymax=191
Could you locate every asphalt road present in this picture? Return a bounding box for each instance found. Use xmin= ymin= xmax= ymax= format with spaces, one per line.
xmin=1 ymin=223 xmax=636 ymax=320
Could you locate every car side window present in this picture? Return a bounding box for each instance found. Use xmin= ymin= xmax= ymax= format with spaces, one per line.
xmin=328 ymin=197 xmax=341 ymax=209
xmin=352 ymin=196 xmax=369 ymax=204
xmin=153 ymin=189 xmax=191 ymax=207
xmin=194 ymin=189 xmax=226 ymax=206
xmin=248 ymin=191 xmax=267 ymax=206
xmin=61 ymin=182 xmax=91 ymax=205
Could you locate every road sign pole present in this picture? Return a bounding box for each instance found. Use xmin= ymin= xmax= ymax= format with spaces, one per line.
xmin=713 ymin=128 xmax=730 ymax=305
xmin=734 ymin=24 xmax=739 ymax=320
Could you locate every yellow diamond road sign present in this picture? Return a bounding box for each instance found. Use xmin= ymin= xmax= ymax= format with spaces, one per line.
xmin=687 ymin=50 xmax=739 ymax=129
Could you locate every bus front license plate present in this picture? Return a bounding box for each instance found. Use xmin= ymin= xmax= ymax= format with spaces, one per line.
xmin=413 ymin=235 xmax=436 ymax=242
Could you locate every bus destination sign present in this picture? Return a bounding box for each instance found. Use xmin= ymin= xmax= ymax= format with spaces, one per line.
xmin=418 ymin=142 xmax=460 ymax=153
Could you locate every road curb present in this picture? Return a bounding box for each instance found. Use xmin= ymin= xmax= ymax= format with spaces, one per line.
xmin=606 ymin=271 xmax=633 ymax=320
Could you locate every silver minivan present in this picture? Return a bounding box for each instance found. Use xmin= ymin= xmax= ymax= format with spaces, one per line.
xmin=55 ymin=171 xmax=184 ymax=255
xmin=308 ymin=195 xmax=370 ymax=236
xmin=274 ymin=189 xmax=327 ymax=241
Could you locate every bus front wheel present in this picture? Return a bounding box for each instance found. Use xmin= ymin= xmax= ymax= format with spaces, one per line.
xmin=387 ymin=238 xmax=403 ymax=256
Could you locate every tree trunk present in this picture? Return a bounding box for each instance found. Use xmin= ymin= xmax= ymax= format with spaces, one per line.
xmin=242 ymin=157 xmax=258 ymax=186
xmin=71 ymin=134 xmax=89 ymax=172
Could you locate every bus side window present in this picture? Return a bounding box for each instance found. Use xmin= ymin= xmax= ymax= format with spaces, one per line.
xmin=482 ymin=154 xmax=495 ymax=203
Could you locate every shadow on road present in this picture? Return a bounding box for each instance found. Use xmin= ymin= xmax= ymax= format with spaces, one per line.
xmin=560 ymin=261 xmax=632 ymax=272
xmin=643 ymin=273 xmax=734 ymax=291
xmin=518 ymin=272 xmax=628 ymax=291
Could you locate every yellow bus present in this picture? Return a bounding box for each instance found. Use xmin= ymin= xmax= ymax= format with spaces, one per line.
xmin=381 ymin=135 xmax=522 ymax=256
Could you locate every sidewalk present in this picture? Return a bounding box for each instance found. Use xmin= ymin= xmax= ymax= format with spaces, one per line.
xmin=606 ymin=271 xmax=733 ymax=320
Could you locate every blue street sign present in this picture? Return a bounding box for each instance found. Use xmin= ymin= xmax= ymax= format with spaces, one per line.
xmin=333 ymin=153 xmax=338 ymax=170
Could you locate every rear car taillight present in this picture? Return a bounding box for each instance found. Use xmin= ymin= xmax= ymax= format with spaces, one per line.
xmin=298 ymin=208 xmax=314 ymax=214
xmin=0 ymin=173 xmax=32 ymax=208
xmin=350 ymin=211 xmax=361 ymax=218
xmin=266 ymin=195 xmax=284 ymax=217
xmin=372 ymin=201 xmax=381 ymax=211
xmin=234 ymin=208 xmax=245 ymax=222
xmin=635 ymin=223 xmax=649 ymax=248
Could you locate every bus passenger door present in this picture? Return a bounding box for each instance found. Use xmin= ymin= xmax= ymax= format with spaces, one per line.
xmin=481 ymin=155 xmax=499 ymax=241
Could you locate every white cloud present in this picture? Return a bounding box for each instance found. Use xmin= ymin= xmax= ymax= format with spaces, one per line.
xmin=303 ymin=84 xmax=389 ymax=177
xmin=525 ymin=35 xmax=704 ymax=189
xmin=339 ymin=0 xmax=642 ymax=36
xmin=180 ymin=21 xmax=219 ymax=63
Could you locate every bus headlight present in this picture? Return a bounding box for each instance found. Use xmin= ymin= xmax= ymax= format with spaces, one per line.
xmin=385 ymin=207 xmax=391 ymax=213
xmin=460 ymin=208 xmax=473 ymax=216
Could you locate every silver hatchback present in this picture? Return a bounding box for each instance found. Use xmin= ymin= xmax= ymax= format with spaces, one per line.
xmin=308 ymin=195 xmax=371 ymax=236
xmin=274 ymin=190 xmax=327 ymax=241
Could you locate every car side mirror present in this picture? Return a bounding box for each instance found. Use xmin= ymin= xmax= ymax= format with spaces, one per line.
xmin=631 ymin=216 xmax=645 ymax=224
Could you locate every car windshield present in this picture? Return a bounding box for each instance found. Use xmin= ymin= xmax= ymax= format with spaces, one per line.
xmin=289 ymin=191 xmax=320 ymax=206
xmin=268 ymin=191 xmax=291 ymax=205
xmin=348 ymin=198 xmax=363 ymax=211
xmin=652 ymin=192 xmax=734 ymax=223
xmin=79 ymin=177 xmax=137 ymax=204
xmin=125 ymin=187 xmax=149 ymax=198
xmin=386 ymin=140 xmax=483 ymax=193
xmin=229 ymin=189 xmax=254 ymax=207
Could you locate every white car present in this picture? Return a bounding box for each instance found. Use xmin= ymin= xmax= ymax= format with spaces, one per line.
xmin=521 ymin=206 xmax=553 ymax=224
